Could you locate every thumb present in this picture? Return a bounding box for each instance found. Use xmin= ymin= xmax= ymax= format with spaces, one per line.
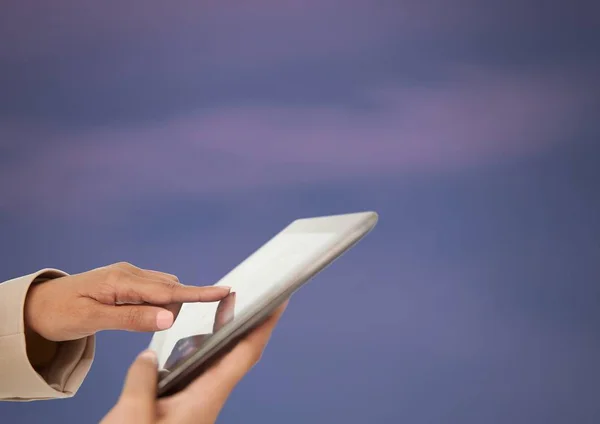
xmin=98 ymin=305 xmax=176 ymax=332
xmin=114 ymin=350 xmax=159 ymax=422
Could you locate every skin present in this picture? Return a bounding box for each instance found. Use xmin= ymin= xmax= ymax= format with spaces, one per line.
xmin=101 ymin=302 xmax=287 ymax=424
xmin=24 ymin=261 xmax=288 ymax=422
xmin=24 ymin=262 xmax=231 ymax=341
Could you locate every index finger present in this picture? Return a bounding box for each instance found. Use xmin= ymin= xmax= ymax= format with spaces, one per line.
xmin=120 ymin=278 xmax=231 ymax=305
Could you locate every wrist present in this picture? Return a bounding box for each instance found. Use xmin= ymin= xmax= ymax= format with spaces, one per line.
xmin=24 ymin=279 xmax=46 ymax=338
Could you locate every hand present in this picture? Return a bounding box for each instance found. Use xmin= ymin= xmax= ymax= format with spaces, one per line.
xmin=101 ymin=302 xmax=288 ymax=424
xmin=24 ymin=262 xmax=230 ymax=342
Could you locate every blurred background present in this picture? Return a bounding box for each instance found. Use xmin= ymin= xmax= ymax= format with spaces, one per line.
xmin=1 ymin=1 xmax=599 ymax=423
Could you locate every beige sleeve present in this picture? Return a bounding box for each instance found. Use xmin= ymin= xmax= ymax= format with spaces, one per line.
xmin=0 ymin=269 xmax=95 ymax=401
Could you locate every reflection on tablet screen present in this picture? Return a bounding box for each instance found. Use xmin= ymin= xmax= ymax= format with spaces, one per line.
xmin=161 ymin=292 xmax=236 ymax=374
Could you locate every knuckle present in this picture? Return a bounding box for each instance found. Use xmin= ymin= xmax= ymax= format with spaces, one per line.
xmin=149 ymin=270 xmax=179 ymax=283
xmin=161 ymin=281 xmax=179 ymax=301
xmin=114 ymin=261 xmax=137 ymax=270
xmin=164 ymin=280 xmax=179 ymax=290
xmin=87 ymin=275 xmax=118 ymax=303
xmin=160 ymin=279 xmax=179 ymax=293
xmin=105 ymin=267 xmax=126 ymax=284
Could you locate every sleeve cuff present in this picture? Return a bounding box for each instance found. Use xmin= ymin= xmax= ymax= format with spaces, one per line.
xmin=0 ymin=269 xmax=95 ymax=401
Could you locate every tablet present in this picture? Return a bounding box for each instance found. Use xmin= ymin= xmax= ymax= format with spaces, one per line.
xmin=149 ymin=211 xmax=378 ymax=397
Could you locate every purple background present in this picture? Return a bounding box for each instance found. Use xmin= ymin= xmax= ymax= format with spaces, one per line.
xmin=1 ymin=1 xmax=599 ymax=423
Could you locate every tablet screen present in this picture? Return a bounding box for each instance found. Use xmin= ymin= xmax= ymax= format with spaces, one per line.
xmin=151 ymin=232 xmax=337 ymax=372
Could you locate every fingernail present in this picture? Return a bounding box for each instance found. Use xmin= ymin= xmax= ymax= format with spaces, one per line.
xmin=220 ymin=286 xmax=231 ymax=291
xmin=139 ymin=349 xmax=157 ymax=364
xmin=156 ymin=310 xmax=174 ymax=330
